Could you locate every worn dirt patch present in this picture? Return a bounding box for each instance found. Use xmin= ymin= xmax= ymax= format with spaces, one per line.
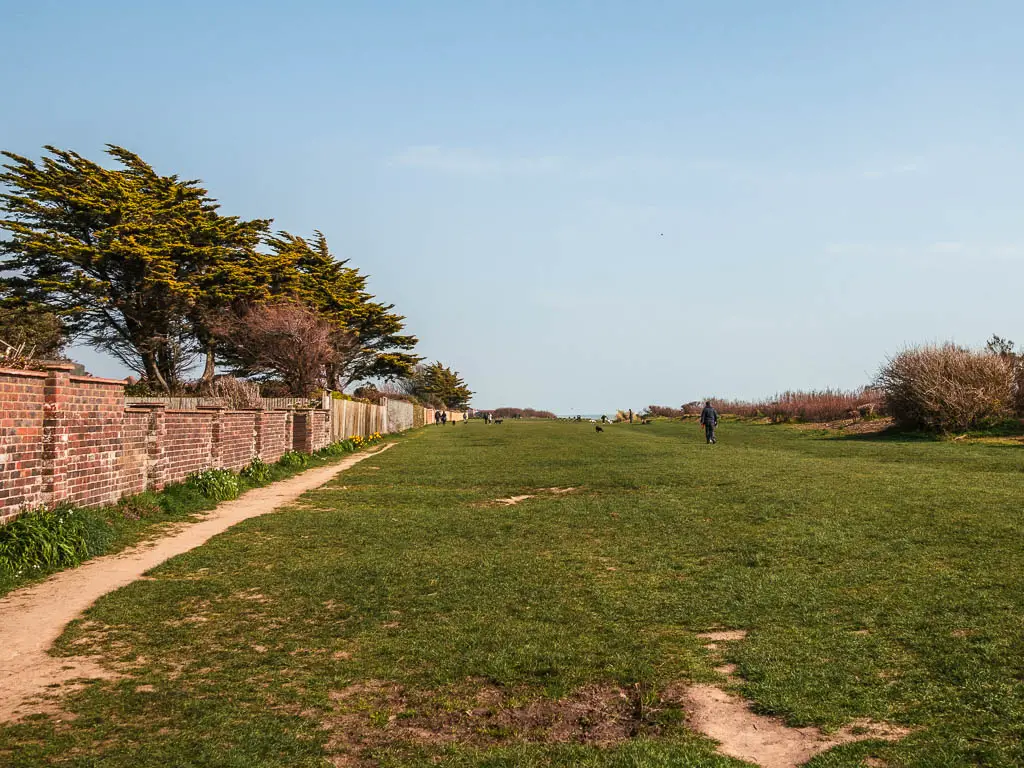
xmin=489 ymin=487 xmax=583 ymax=506
xmin=679 ymin=684 xmax=909 ymax=768
xmin=325 ymin=681 xmax=661 ymax=764
xmin=494 ymin=494 xmax=536 ymax=506
xmin=0 ymin=444 xmax=395 ymax=723
xmin=698 ymin=629 xmax=747 ymax=650
xmin=688 ymin=628 xmax=908 ymax=767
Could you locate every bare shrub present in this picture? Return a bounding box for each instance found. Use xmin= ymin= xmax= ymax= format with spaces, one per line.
xmin=696 ymin=389 xmax=881 ymax=423
xmin=1016 ymin=363 xmax=1024 ymax=418
xmin=207 ymin=376 xmax=262 ymax=409
xmin=648 ymin=405 xmax=686 ymax=418
xmin=877 ymin=344 xmax=1016 ymax=432
xmin=490 ymin=407 xmax=557 ymax=419
xmin=0 ymin=338 xmax=46 ymax=371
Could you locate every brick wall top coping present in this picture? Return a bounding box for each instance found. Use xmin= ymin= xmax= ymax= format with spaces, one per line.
xmin=125 ymin=402 xmax=168 ymax=409
xmin=0 ymin=367 xmax=48 ymax=379
xmin=69 ymin=374 xmax=131 ymax=385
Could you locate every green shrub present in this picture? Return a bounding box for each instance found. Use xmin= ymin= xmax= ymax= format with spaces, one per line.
xmin=317 ymin=441 xmax=354 ymax=457
xmin=0 ymin=505 xmax=111 ymax=578
xmin=240 ymin=457 xmax=272 ymax=485
xmin=186 ymin=468 xmax=242 ymax=501
xmin=278 ymin=450 xmax=309 ymax=469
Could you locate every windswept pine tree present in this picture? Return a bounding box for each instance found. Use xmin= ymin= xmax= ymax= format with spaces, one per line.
xmin=0 ymin=145 xmax=269 ymax=391
xmin=257 ymin=230 xmax=420 ymax=389
xmin=410 ymin=361 xmax=473 ymax=409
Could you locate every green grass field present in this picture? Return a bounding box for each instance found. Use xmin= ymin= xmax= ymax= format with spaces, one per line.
xmin=3 ymin=420 xmax=1022 ymax=767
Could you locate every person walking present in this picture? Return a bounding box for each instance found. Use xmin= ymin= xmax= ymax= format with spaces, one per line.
xmin=441 ymin=411 xmax=448 ymax=425
xmin=699 ymin=400 xmax=718 ymax=444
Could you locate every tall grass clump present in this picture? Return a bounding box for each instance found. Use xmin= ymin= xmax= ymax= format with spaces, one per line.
xmin=0 ymin=506 xmax=111 ymax=579
xmin=877 ymin=344 xmax=1016 ymax=432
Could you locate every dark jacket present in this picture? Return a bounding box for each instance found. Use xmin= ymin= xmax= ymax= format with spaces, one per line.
xmin=700 ymin=406 xmax=718 ymax=426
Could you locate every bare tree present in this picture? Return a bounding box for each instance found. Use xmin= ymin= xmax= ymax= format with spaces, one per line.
xmin=211 ymin=301 xmax=357 ymax=397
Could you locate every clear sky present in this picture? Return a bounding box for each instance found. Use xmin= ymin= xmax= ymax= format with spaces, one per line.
xmin=3 ymin=1 xmax=1022 ymax=414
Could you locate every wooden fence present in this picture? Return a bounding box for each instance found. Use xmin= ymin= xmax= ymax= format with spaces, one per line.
xmin=124 ymin=393 xmax=461 ymax=440
xmin=327 ymin=397 xmax=387 ymax=442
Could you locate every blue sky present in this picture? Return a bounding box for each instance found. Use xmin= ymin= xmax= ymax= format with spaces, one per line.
xmin=3 ymin=1 xmax=1022 ymax=413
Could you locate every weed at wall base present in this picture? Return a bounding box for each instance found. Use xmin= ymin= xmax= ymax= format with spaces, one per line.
xmin=186 ymin=469 xmax=242 ymax=501
xmin=278 ymin=450 xmax=310 ymax=470
xmin=240 ymin=457 xmax=272 ymax=486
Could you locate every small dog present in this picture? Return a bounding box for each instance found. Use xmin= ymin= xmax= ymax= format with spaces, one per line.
xmin=494 ymin=418 xmax=503 ymax=425
xmin=595 ymin=425 xmax=604 ymax=433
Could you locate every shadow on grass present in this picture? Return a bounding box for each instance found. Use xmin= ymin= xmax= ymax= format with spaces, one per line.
xmin=829 ymin=419 xmax=1024 ymax=443
xmin=828 ymin=426 xmax=939 ymax=443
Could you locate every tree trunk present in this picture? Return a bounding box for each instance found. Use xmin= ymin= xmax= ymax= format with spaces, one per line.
xmin=142 ymin=350 xmax=171 ymax=393
xmin=155 ymin=345 xmax=176 ymax=393
xmin=199 ymin=343 xmax=216 ymax=385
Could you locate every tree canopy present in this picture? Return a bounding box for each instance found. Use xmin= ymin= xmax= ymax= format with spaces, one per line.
xmin=408 ymin=361 xmax=474 ymax=409
xmin=0 ymin=145 xmax=441 ymax=396
xmin=0 ymin=145 xmax=268 ymax=390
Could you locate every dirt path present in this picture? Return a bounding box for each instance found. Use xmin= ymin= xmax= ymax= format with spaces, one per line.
xmin=0 ymin=443 xmax=394 ymax=722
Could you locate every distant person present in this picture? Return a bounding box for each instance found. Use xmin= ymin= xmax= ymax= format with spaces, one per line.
xmin=628 ymin=409 xmax=634 ymax=424
xmin=700 ymin=401 xmax=718 ymax=444
xmin=441 ymin=411 xmax=448 ymax=425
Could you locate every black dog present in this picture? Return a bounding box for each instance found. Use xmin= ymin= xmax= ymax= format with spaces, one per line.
xmin=494 ymin=419 xmax=503 ymax=425
xmin=595 ymin=425 xmax=604 ymax=433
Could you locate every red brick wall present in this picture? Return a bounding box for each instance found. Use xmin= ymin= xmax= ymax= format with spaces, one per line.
xmin=312 ymin=410 xmax=331 ymax=451
xmin=62 ymin=376 xmax=131 ymax=507
xmin=0 ymin=366 xmax=345 ymax=522
xmin=120 ymin=409 xmax=150 ymax=497
xmin=219 ymin=411 xmax=258 ymax=469
xmin=258 ymin=411 xmax=290 ymax=463
xmin=163 ymin=410 xmax=215 ymax=484
xmin=0 ymin=369 xmax=47 ymax=523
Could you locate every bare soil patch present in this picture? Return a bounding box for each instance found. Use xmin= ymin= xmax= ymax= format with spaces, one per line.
xmin=793 ymin=417 xmax=895 ymax=435
xmin=698 ymin=629 xmax=748 ymax=651
xmin=688 ymin=628 xmax=908 ymax=767
xmin=0 ymin=444 xmax=394 ymax=723
xmin=325 ymin=680 xmax=663 ymax=765
xmin=494 ymin=494 xmax=535 ymax=506
xmin=680 ymin=684 xmax=908 ymax=768
xmin=488 ymin=487 xmax=583 ymax=506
